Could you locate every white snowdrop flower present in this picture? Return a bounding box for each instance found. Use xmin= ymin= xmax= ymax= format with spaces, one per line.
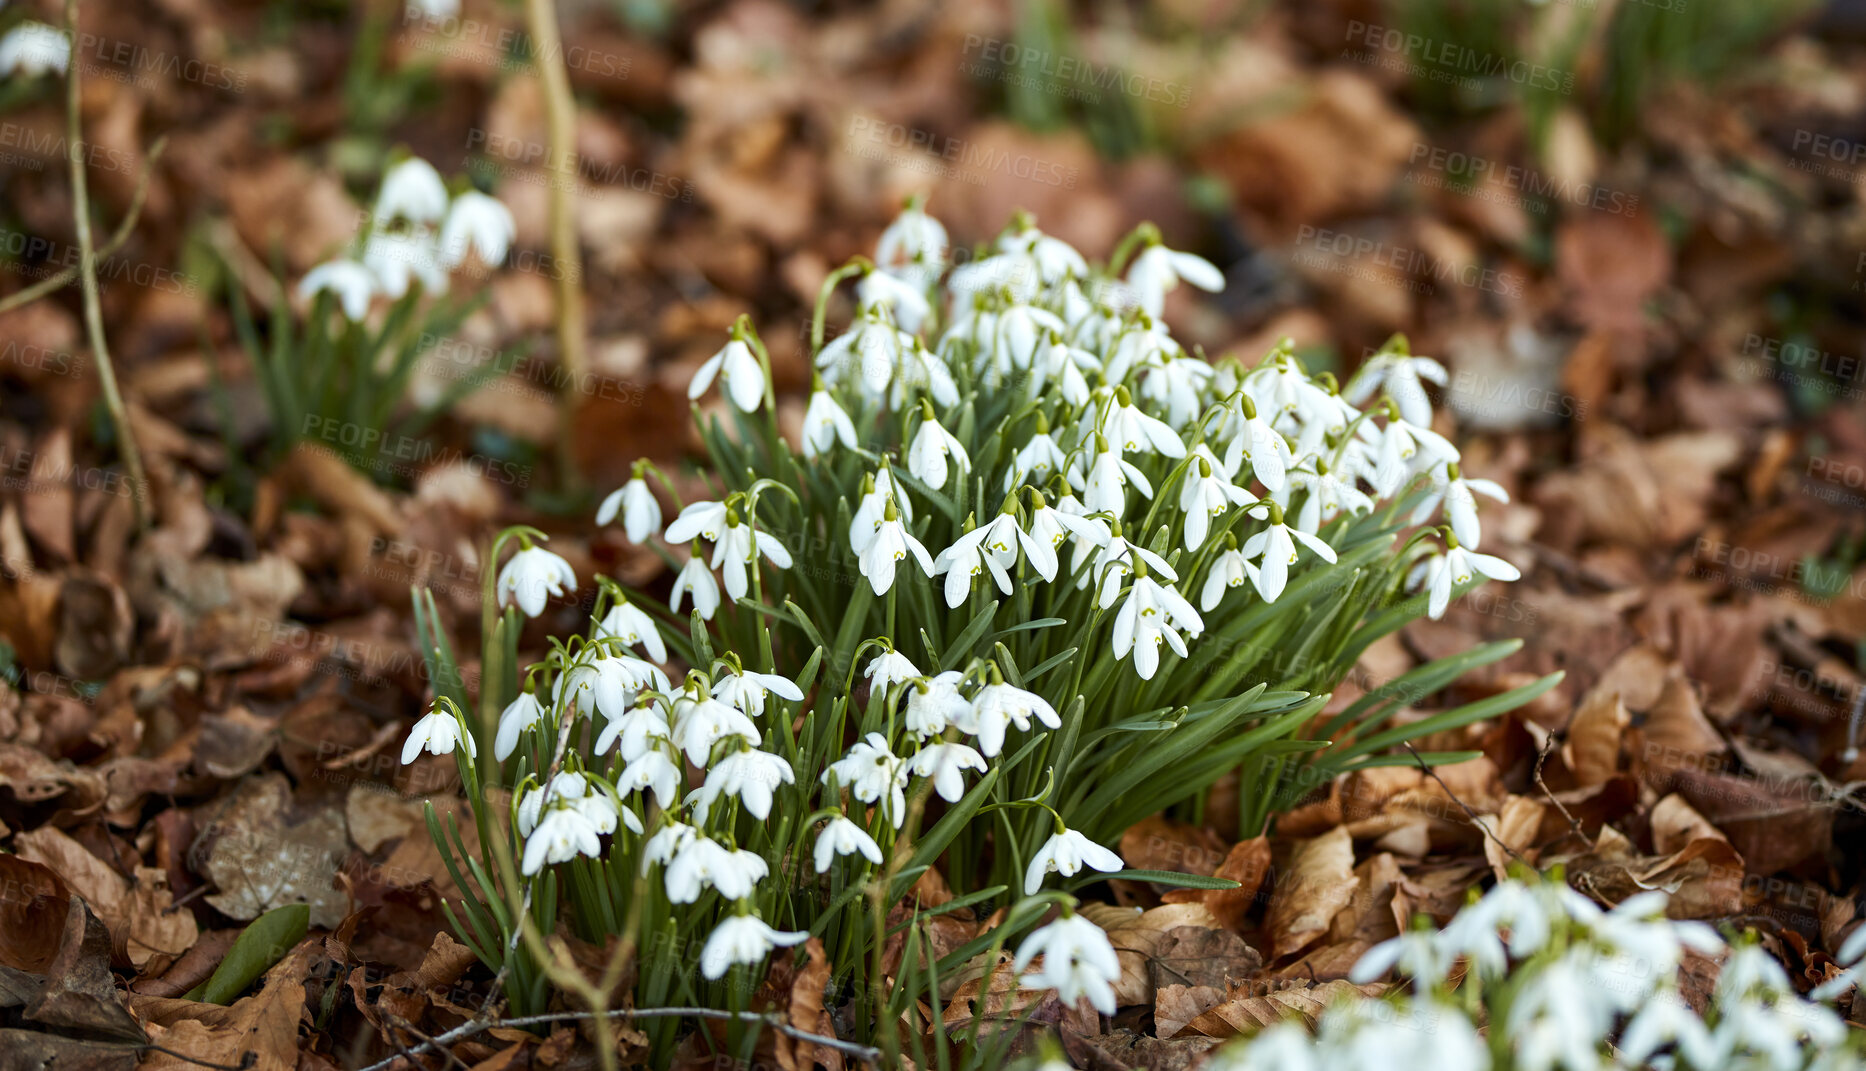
xmin=1024 ymin=828 xmax=1123 ymax=895
xmin=374 ymin=156 xmax=450 ymax=226
xmin=516 ymin=773 xmax=590 ymax=836
xmin=596 ymin=476 xmax=660 ymax=543
xmin=665 ymin=499 xmax=729 ymax=546
xmin=814 ymin=815 xmax=885 ymax=872
xmin=1126 ymin=241 xmax=1224 ymax=317
xmin=690 ymin=338 xmax=765 ymax=413
xmin=1179 ymin=450 xmax=1256 ymax=551
xmin=950 ymin=254 xmax=1038 ymax=306
xmin=978 ymin=509 xmax=1059 ymax=580
xmin=1506 ymin=958 xmax=1616 ymax=1071
xmin=1005 ymin=417 xmax=1069 ymax=491
xmin=1071 ymin=434 xmax=1154 ymax=518
xmin=1410 ymin=462 xmax=1510 ymax=549
xmin=589 ymin=655 xmax=670 ymax=718
xmin=496 ymin=543 xmax=577 ymax=617
xmin=595 ymin=598 xmax=667 ymax=663
xmin=438 ymin=190 xmax=514 ymax=268
xmin=616 ymin=747 xmax=682 ymax=808
xmin=401 ymin=705 xmax=476 ymax=764
xmin=971 ymin=682 xmax=1061 ymax=758
xmin=1238 ymin=506 xmax=1336 ymax=602
xmin=1810 ymin=924 xmax=1866 ymax=1000
xmin=712 ymin=512 xmax=792 ymax=602
xmin=1287 ymin=461 xmax=1374 ymax=534
xmin=1212 ymin=392 xmax=1292 ymax=493
xmin=1105 ymin=317 xmax=1184 ymax=382
xmin=1015 ymin=913 xmax=1121 ymax=1015
xmin=363 ymin=229 xmax=449 ymax=298
xmin=857 ymin=503 xmax=936 ymax=597
xmin=1138 ymin=354 xmax=1214 ymax=429
xmin=1346 ymin=350 xmax=1449 ymax=428
xmin=908 ymin=742 xmax=987 ymax=801
xmin=671 ymin=696 xmax=760 ymax=766
xmin=669 ymin=556 xmax=721 ymax=620
xmin=1111 ymin=575 xmax=1202 ymax=680
xmin=1408 ymin=537 xmax=1522 ymax=620
xmin=858 ymin=268 xmax=932 ymax=334
xmin=640 ymin=820 xmax=695 ymax=872
xmin=1085 ymin=530 xmax=1176 ymax=609
xmin=594 ymin=702 xmax=672 ymax=761
xmin=520 ymin=807 xmax=604 ymax=875
xmin=1206 ymin=1022 xmax=1319 ymax=1071
xmin=876 ymin=200 xmax=949 ymax=286
xmin=1031 ymin=340 xmax=1094 ymax=408
xmin=1201 ymin=543 xmax=1256 ymax=612
xmin=986 ymin=305 xmax=1067 ymax=378
xmin=1364 ymin=416 xmax=1459 ymax=498
xmin=849 ymin=469 xmax=913 ymax=554
xmin=1000 ymin=221 xmax=1089 ymax=286
xmin=493 ymin=689 xmax=546 ymax=761
xmin=864 ymin=649 xmax=921 ymax=695
xmin=553 ymin=661 xmax=602 ymax=720
xmin=824 ymin=732 xmax=909 ymax=827
xmin=710 ymin=668 xmax=803 ymax=717
xmin=691 ymin=748 xmax=794 ymax=822
xmin=1619 ymin=992 xmax=1716 ymax=1070
xmin=1717 ymin=944 xmax=1794 ymax=1004
xmin=1440 ymin=879 xmax=1549 ymax=979
xmin=700 ymin=915 xmax=808 ymax=980
xmin=906 ymin=408 xmax=971 ymax=490
xmin=299 ymin=259 xmax=377 ymax=321
xmin=933 ymin=527 xmax=1010 ymax=608
xmin=1350 ymin=929 xmax=1453 ymax=993
xmin=0 ymin=22 xmax=69 ymax=78
xmin=665 ymin=836 xmax=767 ymax=903
xmin=1028 ymin=495 xmax=1109 ymax=560
xmin=904 ymin=671 xmax=972 ymax=736
xmin=1710 ymin=997 xmax=1813 ymax=1071
xmin=405 ymin=0 xmax=461 ymax=19
xmin=801 ymin=386 xmax=858 ymax=460
xmin=1101 ymin=388 xmax=1187 ymax=458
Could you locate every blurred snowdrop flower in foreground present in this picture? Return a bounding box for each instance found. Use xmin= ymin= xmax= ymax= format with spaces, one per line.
xmin=364 ymin=229 xmax=449 ymax=299
xmin=0 ymin=22 xmax=70 ymax=78
xmin=404 ymin=0 xmax=462 ymax=19
xmin=701 ymin=915 xmax=808 ymax=980
xmin=1015 ymin=913 xmax=1120 ymax=1014
xmin=299 ymin=259 xmax=377 ymax=321
xmin=439 ymin=190 xmax=515 ymax=269
xmin=374 ymin=156 xmax=450 ymax=225
xmin=497 ymin=542 xmax=577 ymax=617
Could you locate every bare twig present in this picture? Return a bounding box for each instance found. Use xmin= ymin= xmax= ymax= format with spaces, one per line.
xmin=353 ymin=1006 xmax=883 ymax=1071
xmin=523 ymin=0 xmax=588 ymax=418
xmin=0 ymin=137 xmax=165 ymax=316
xmin=1402 ymin=741 xmax=1526 ymax=865
xmin=1534 ymin=735 xmax=1588 ymax=842
xmin=61 ymin=0 xmax=150 ymax=529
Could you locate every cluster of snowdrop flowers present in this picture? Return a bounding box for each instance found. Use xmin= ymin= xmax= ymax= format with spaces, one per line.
xmin=405 ymin=205 xmax=1554 ymax=1040
xmin=0 ymin=21 xmax=69 ymax=78
xmin=1205 ymin=876 xmax=1865 ymax=1071
xmin=298 ymin=156 xmax=515 ymax=320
